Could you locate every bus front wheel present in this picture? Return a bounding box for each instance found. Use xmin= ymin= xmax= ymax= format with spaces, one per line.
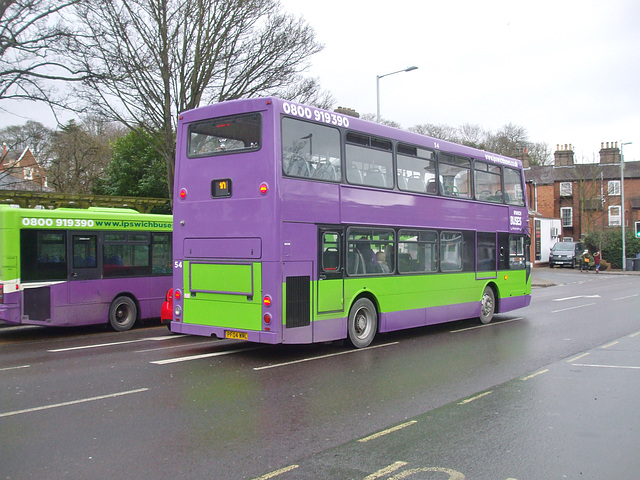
xmin=347 ymin=298 xmax=377 ymax=348
xmin=109 ymin=296 xmax=137 ymax=331
xmin=479 ymin=286 xmax=495 ymax=325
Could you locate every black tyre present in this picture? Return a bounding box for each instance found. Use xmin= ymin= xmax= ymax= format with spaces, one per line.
xmin=347 ymin=298 xmax=377 ymax=348
xmin=108 ymin=296 xmax=137 ymax=331
xmin=479 ymin=286 xmax=495 ymax=325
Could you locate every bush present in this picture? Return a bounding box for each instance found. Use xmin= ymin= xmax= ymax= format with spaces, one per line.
xmin=584 ymin=230 xmax=640 ymax=270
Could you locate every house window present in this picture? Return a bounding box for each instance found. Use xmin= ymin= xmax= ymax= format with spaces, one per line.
xmin=560 ymin=207 xmax=573 ymax=227
xmin=608 ymin=206 xmax=621 ymax=226
xmin=24 ymin=167 xmax=34 ymax=180
xmin=559 ymin=182 xmax=572 ymax=197
xmin=608 ymin=180 xmax=620 ymax=196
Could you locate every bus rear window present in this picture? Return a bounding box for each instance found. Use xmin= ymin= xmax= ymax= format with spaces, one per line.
xmin=188 ymin=113 xmax=261 ymax=157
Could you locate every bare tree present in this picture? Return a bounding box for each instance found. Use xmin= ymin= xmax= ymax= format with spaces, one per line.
xmin=410 ymin=123 xmax=460 ymax=143
xmin=62 ymin=0 xmax=330 ymax=200
xmin=0 ymin=120 xmax=53 ymax=188
xmin=527 ymin=141 xmax=552 ymax=166
xmin=46 ymin=118 xmax=117 ymax=193
xmin=0 ymin=120 xmax=52 ymax=158
xmin=0 ymin=0 xmax=85 ymax=110
xmin=485 ymin=123 xmax=529 ymax=157
xmin=360 ymin=113 xmax=402 ymax=129
xmin=457 ymin=123 xmax=486 ymax=149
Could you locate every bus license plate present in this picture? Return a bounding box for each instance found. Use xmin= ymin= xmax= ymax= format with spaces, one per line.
xmin=225 ymin=331 xmax=248 ymax=340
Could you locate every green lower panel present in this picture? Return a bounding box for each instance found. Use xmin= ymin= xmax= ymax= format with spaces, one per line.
xmin=189 ymin=262 xmax=255 ymax=295
xmin=184 ymin=261 xmax=262 ymax=330
xmin=329 ymin=270 xmax=530 ymax=316
xmin=183 ymin=295 xmax=261 ymax=330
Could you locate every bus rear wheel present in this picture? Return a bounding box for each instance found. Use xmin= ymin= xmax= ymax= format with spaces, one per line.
xmin=109 ymin=296 xmax=137 ymax=331
xmin=347 ymin=298 xmax=377 ymax=348
xmin=479 ymin=286 xmax=495 ymax=325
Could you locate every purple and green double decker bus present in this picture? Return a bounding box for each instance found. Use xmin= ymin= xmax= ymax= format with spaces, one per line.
xmin=170 ymin=97 xmax=531 ymax=347
xmin=0 ymin=206 xmax=172 ymax=331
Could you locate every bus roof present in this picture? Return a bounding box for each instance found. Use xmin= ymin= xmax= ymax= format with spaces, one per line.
xmin=178 ymin=96 xmax=523 ymax=170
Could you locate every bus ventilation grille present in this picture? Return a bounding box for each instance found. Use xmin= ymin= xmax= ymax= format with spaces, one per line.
xmin=286 ymin=276 xmax=310 ymax=329
xmin=24 ymin=286 xmax=51 ymax=321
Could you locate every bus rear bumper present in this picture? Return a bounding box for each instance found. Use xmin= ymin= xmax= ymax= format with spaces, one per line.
xmin=499 ymin=294 xmax=531 ymax=312
xmin=171 ymin=322 xmax=280 ymax=344
xmin=0 ymin=303 xmax=21 ymax=325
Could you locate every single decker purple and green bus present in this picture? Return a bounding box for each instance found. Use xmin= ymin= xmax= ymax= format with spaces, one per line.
xmin=0 ymin=206 xmax=172 ymax=331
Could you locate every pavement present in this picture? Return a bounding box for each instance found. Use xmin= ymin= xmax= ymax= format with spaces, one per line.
xmin=532 ymin=264 xmax=640 ymax=288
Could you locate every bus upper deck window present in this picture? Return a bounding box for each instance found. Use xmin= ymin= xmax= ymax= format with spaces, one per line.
xmin=188 ymin=113 xmax=262 ymax=158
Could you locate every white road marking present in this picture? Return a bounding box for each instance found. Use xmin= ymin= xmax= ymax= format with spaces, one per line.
xmin=613 ymin=293 xmax=639 ymax=301
xmin=573 ymin=363 xmax=640 ymax=371
xmin=150 ymin=346 xmax=262 ymax=365
xmin=0 ymin=365 xmax=30 ymax=372
xmin=450 ymin=317 xmax=521 ymax=333
xmin=553 ymin=295 xmax=600 ymax=302
xmin=551 ymin=302 xmax=596 ymax=313
xmin=252 ymin=342 xmax=399 ymax=371
xmin=48 ymin=335 xmax=179 ymax=352
xmin=0 ymin=388 xmax=149 ymax=418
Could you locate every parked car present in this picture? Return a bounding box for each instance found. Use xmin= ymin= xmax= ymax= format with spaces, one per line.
xmin=549 ymin=241 xmax=585 ymax=268
xmin=160 ymin=288 xmax=173 ymax=329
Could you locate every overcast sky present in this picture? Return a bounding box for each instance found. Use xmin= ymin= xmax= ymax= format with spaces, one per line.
xmin=2 ymin=0 xmax=638 ymax=162
xmin=280 ymin=0 xmax=640 ymax=162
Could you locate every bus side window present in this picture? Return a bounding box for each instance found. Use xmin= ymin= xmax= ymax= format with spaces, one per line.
xmin=504 ymin=167 xmax=525 ymax=206
xmin=20 ymin=230 xmax=67 ymax=282
xmin=321 ymin=232 xmax=341 ymax=272
xmin=72 ymin=235 xmax=97 ymax=269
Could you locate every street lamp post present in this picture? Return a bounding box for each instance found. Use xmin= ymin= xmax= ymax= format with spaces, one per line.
xmin=376 ymin=66 xmax=418 ymax=123
xmin=621 ymin=141 xmax=632 ymax=271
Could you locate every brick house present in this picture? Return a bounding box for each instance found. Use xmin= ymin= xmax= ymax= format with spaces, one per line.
xmin=524 ymin=142 xmax=640 ymax=261
xmin=0 ymin=143 xmax=50 ymax=191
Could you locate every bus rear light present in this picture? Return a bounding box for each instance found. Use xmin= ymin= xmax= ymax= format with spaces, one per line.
xmin=263 ymin=313 xmax=272 ymax=324
xmin=174 ymin=289 xmax=181 ymax=300
xmin=259 ymin=183 xmax=268 ymax=195
xmin=179 ymin=188 xmax=187 ymax=199
xmin=174 ymin=305 xmax=182 ymax=317
xmin=263 ymin=295 xmax=272 ymax=307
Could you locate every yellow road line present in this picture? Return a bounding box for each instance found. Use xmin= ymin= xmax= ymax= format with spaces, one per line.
xmin=521 ymin=369 xmax=549 ymax=381
xmin=252 ymin=465 xmax=299 ymax=480
xmin=458 ymin=391 xmax=493 ymax=405
xmin=359 ymin=421 xmax=417 ymax=443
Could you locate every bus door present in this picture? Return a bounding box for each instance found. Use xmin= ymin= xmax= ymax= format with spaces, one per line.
xmin=476 ymin=232 xmax=498 ymax=279
xmin=67 ymin=233 xmax=102 ymax=312
xmin=317 ymin=228 xmax=344 ymax=313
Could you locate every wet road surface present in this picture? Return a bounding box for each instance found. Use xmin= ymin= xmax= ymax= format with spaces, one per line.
xmin=1 ymin=268 xmax=640 ymax=479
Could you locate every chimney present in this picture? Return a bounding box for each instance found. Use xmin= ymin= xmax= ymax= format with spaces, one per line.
xmin=511 ymin=146 xmax=531 ymax=168
xmin=554 ymin=143 xmax=574 ymax=166
xmin=334 ymin=106 xmax=360 ymax=118
xmin=599 ymin=141 xmax=620 ymax=164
